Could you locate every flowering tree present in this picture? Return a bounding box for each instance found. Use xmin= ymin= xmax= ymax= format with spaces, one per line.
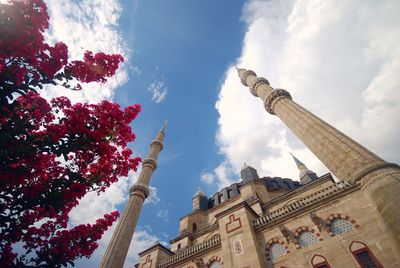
xmin=0 ymin=0 xmax=141 ymax=267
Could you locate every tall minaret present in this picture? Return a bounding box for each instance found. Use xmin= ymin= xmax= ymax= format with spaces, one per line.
xmin=290 ymin=153 xmax=318 ymax=184
xmin=100 ymin=122 xmax=167 ymax=268
xmin=237 ymin=68 xmax=400 ymax=246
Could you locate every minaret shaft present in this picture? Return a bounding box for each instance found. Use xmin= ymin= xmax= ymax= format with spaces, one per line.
xmin=276 ymin=98 xmax=385 ymax=181
xmin=238 ymin=68 xmax=400 ymax=247
xmin=240 ymin=69 xmax=392 ymax=182
xmin=100 ymin=125 xmax=166 ymax=268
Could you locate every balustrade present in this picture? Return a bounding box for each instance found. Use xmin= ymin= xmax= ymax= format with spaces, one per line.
xmin=253 ymin=181 xmax=354 ymax=229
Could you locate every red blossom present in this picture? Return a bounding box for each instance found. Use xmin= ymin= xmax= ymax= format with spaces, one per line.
xmin=0 ymin=91 xmax=141 ymax=266
xmin=0 ymin=0 xmax=125 ymax=108
xmin=67 ymin=51 xmax=124 ymax=83
xmin=0 ymin=0 xmax=141 ymax=267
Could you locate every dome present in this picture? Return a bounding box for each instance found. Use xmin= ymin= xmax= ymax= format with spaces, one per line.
xmin=193 ymin=187 xmax=206 ymax=197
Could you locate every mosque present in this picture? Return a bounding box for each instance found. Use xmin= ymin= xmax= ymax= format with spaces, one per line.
xmin=100 ymin=69 xmax=400 ymax=268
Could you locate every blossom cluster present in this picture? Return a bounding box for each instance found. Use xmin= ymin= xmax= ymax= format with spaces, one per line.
xmin=0 ymin=0 xmax=141 ymax=267
xmin=0 ymin=91 xmax=141 ymax=266
xmin=0 ymin=0 xmax=124 ymax=108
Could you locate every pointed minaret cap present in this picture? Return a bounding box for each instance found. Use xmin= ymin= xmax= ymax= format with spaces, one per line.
xmin=159 ymin=120 xmax=168 ymax=134
xmin=236 ymin=67 xmax=246 ymax=75
xmin=290 ymin=153 xmax=318 ymax=184
xmin=290 ymin=152 xmax=305 ymax=168
xmin=152 ymin=120 xmax=167 ymax=147
xmin=236 ymin=67 xmax=256 ymax=86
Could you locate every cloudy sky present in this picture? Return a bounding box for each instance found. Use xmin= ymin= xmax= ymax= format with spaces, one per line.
xmin=40 ymin=0 xmax=400 ymax=266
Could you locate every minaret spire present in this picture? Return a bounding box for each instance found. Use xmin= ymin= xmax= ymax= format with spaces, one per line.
xmin=290 ymin=153 xmax=318 ymax=184
xmin=100 ymin=122 xmax=166 ymax=268
xmin=159 ymin=120 xmax=167 ymax=134
xmin=290 ymin=152 xmax=304 ymax=168
xmin=237 ymin=68 xmax=400 ymax=249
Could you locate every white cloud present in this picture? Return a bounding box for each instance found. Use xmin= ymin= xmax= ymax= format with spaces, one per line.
xmin=69 ymin=166 xmax=164 ymax=266
xmin=156 ymin=207 xmax=169 ymax=221
xmin=145 ymin=186 xmax=161 ymax=205
xmin=148 ymin=81 xmax=168 ymax=103
xmin=42 ymin=0 xmax=129 ymax=104
xmin=212 ymin=0 xmax=400 ymax=188
xmin=127 ymin=229 xmax=161 ymax=263
xmin=79 ymin=225 xmax=162 ymax=267
xmin=200 ymin=172 xmax=215 ymax=185
xmin=69 ymin=170 xmax=139 ymax=226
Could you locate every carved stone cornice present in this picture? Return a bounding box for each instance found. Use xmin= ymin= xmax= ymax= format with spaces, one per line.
xmin=142 ymin=158 xmax=158 ymax=170
xmin=250 ymin=77 xmax=269 ymax=97
xmin=157 ymin=235 xmax=221 ymax=268
xmin=193 ymin=223 xmax=219 ymax=239
xmin=351 ymin=161 xmax=399 ymax=184
xmin=253 ymin=181 xmax=359 ymax=231
xmin=138 ymin=243 xmax=174 ymax=257
xmin=264 ymin=89 xmax=292 ymax=115
xmin=240 ymin=69 xmax=256 ymax=86
xmin=130 ymin=183 xmax=150 ymax=200
xmin=169 ymin=232 xmax=194 ymax=244
xmin=151 ymin=140 xmax=164 ymax=151
xmin=261 ymin=173 xmax=334 ymax=209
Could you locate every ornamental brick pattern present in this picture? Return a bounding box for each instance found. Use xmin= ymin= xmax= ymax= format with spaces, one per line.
xmin=293 ymin=226 xmax=323 ymax=249
xmin=141 ymin=255 xmax=153 ymax=268
xmin=265 ymin=238 xmax=289 ymax=261
xmin=205 ymin=256 xmax=224 ymax=267
xmin=225 ymin=214 xmax=242 ymax=234
xmin=326 ymin=213 xmax=359 ymax=237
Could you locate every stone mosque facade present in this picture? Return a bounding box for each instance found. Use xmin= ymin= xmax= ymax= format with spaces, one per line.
xmin=101 ymin=69 xmax=400 ymax=268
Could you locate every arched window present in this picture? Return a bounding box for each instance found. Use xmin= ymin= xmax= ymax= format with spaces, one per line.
xmin=269 ymin=243 xmax=287 ymax=260
xmin=311 ymin=254 xmax=331 ymax=268
xmin=209 ymin=261 xmax=222 ymax=268
xmin=192 ymin=223 xmax=197 ymax=233
xmin=331 ymin=219 xmax=353 ymax=235
xmin=298 ymin=231 xmax=319 ymax=248
xmin=350 ymin=241 xmax=382 ymax=268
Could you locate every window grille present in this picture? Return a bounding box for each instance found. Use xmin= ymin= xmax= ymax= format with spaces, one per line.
xmin=269 ymin=243 xmax=287 ymax=259
xmin=298 ymin=231 xmax=319 ymax=248
xmin=331 ymin=219 xmax=353 ymax=235
xmin=209 ymin=261 xmax=222 ymax=268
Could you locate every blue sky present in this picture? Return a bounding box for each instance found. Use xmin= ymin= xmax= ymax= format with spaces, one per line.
xmin=114 ymin=0 xmax=246 ymax=255
xmin=41 ymin=0 xmax=400 ymax=266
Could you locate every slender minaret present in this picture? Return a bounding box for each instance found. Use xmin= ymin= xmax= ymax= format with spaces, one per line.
xmin=237 ymin=68 xmax=400 ymax=246
xmin=290 ymin=153 xmax=318 ymax=184
xmin=100 ymin=122 xmax=167 ymax=268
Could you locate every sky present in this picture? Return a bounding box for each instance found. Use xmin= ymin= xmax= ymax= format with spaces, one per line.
xmin=38 ymin=0 xmax=400 ymax=266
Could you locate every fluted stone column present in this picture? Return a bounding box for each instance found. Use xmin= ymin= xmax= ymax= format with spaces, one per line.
xmin=100 ymin=122 xmax=167 ymax=268
xmin=237 ymin=68 xmax=400 ymax=246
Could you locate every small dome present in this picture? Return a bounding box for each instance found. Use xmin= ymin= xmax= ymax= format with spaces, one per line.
xmin=193 ymin=187 xmax=206 ymax=197
xmin=240 ymin=163 xmax=259 ymax=182
xmin=241 ymin=162 xmax=248 ymax=170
